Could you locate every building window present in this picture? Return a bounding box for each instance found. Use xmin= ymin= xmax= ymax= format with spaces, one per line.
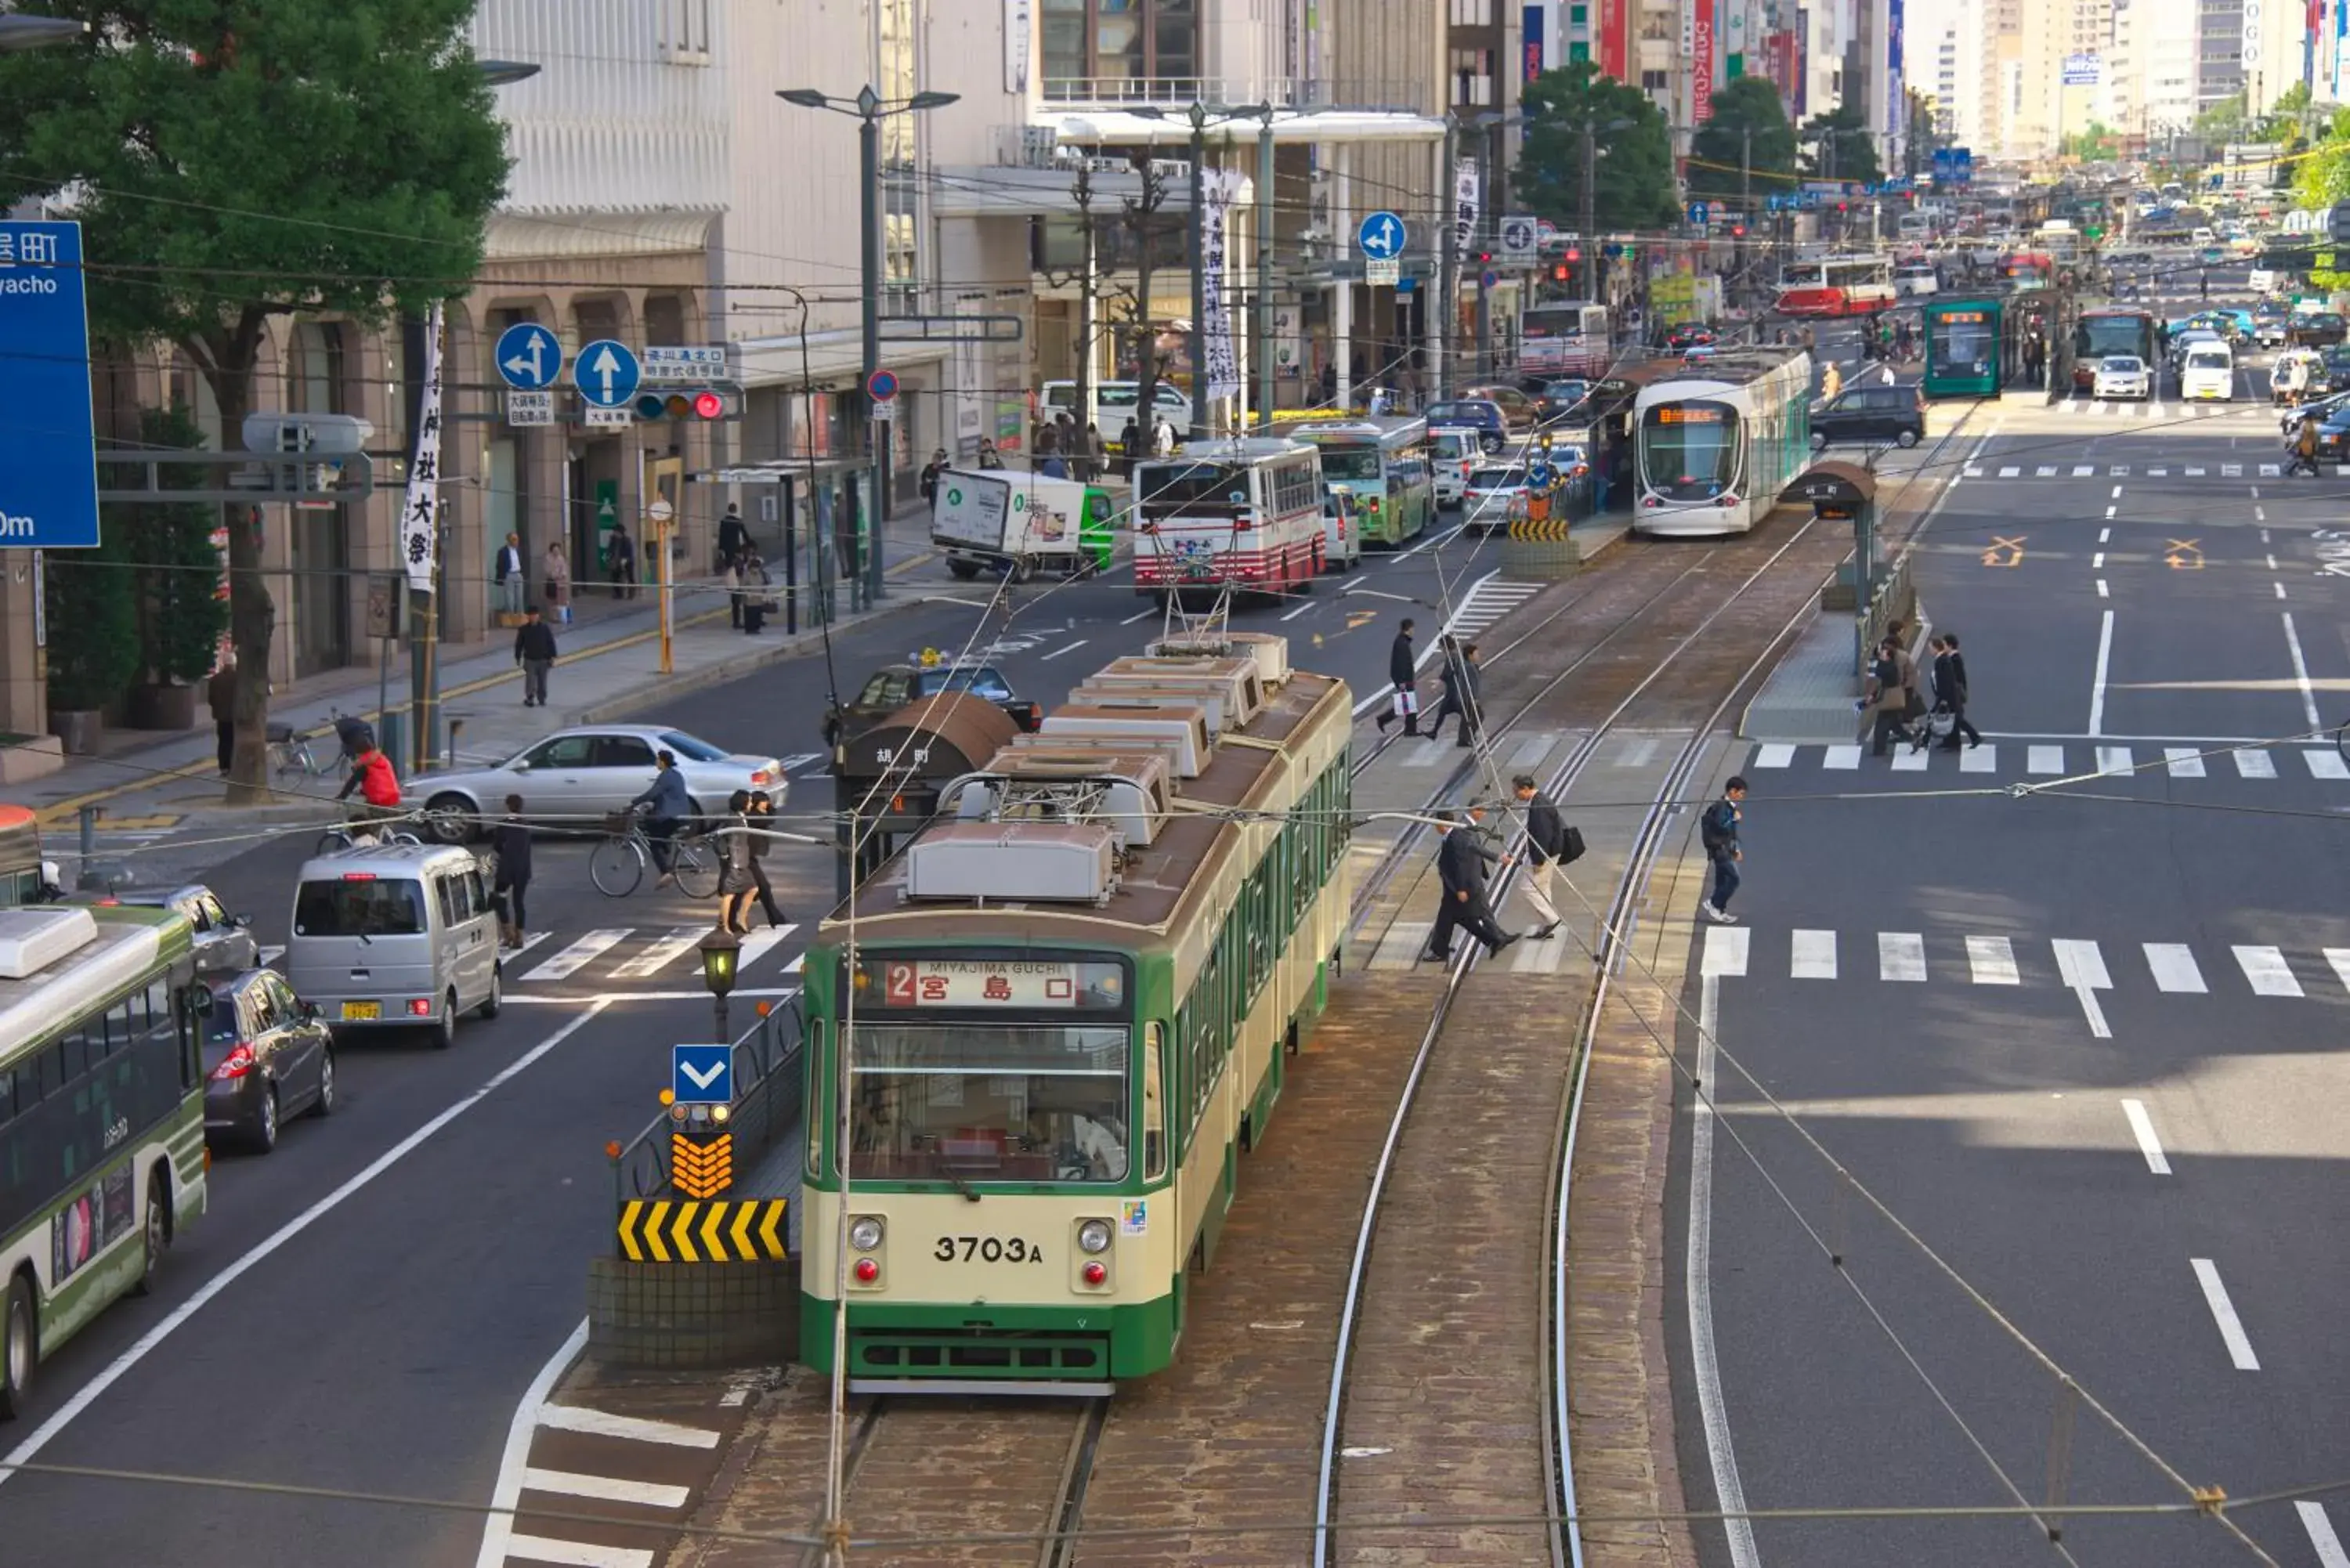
xmin=1642 ymin=68 xmax=1670 ymax=90
xmin=1043 ymin=0 xmax=1198 ymax=92
xmin=287 ymin=323 xmax=344 ymax=415
xmin=1452 ymin=0 xmax=1495 ymax=23
xmin=660 ymin=0 xmax=711 ymax=63
xmin=1452 ymin=46 xmax=1495 ymax=107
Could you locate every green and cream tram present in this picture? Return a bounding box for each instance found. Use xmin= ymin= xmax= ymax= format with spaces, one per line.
xmin=800 ymin=633 xmax=1352 ymax=1387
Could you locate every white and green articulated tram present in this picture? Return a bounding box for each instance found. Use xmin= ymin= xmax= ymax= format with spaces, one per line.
xmin=800 ymin=632 xmax=1353 ymax=1389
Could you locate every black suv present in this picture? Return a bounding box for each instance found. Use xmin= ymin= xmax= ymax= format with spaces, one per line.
xmin=1810 ymin=383 xmax=1926 ymax=450
xmin=823 ymin=659 xmax=1043 ymax=744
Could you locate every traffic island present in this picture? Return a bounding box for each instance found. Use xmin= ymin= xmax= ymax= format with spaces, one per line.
xmin=587 ymin=1252 xmax=799 ymax=1370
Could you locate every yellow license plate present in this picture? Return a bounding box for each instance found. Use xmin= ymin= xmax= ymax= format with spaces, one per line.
xmin=342 ymin=1001 xmax=381 ymax=1021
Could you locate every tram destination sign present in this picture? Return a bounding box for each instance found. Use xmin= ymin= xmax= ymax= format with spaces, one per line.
xmin=872 ymin=959 xmax=1125 ymax=1010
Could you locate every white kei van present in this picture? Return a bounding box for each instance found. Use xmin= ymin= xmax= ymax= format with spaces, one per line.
xmin=285 ymin=843 xmax=502 ymax=1047
xmin=2180 ymin=341 xmax=2235 ymax=403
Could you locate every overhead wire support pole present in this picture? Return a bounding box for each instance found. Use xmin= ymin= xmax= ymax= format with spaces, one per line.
xmin=1441 ymin=114 xmax=1460 ymax=401
xmin=1256 ymin=107 xmax=1277 ymax=428
xmin=1189 ymin=102 xmax=1210 ymax=442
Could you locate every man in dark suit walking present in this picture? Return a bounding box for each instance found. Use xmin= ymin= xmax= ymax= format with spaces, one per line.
xmin=1376 ymin=617 xmax=1419 ymax=735
xmin=1932 ymin=632 xmax=1983 ymax=750
xmin=1421 ymin=804 xmax=1518 ymax=962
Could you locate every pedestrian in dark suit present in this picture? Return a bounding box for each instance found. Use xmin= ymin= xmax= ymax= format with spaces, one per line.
xmin=1423 ymin=635 xmax=1463 ymax=739
xmin=1421 ymin=804 xmax=1518 ymax=962
xmin=1932 ymin=632 xmax=1983 ymax=749
xmin=1376 ymin=617 xmax=1419 ymax=734
xmin=1448 ymin=642 xmax=1486 ymax=748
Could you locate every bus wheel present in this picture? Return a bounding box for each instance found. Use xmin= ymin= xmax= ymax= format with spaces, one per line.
xmin=130 ymin=1172 xmax=168 ymax=1297
xmin=0 ymin=1274 xmax=32 ymax=1418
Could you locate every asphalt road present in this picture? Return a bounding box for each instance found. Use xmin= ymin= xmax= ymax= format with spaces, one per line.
xmin=0 ymin=518 xmax=1504 ymax=1564
xmin=1673 ymin=320 xmax=2350 ymax=1566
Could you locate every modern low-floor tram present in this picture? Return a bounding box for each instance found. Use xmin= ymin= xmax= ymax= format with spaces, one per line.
xmin=1630 ymin=349 xmax=1814 ymax=537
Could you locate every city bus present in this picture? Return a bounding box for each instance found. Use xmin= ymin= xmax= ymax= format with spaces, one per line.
xmin=1289 ymin=417 xmax=1434 ymax=551
xmin=2071 ymin=307 xmax=2160 ymax=392
xmin=1519 ymin=299 xmax=1611 ymax=375
xmin=1922 ymin=298 xmax=2005 ymax=398
xmin=1 ymin=901 xmax=204 ymax=1414
xmin=1773 ymin=255 xmax=1895 ymax=316
xmin=1631 ymin=349 xmax=1814 ymax=536
xmin=1131 ymin=437 xmax=1325 ymax=600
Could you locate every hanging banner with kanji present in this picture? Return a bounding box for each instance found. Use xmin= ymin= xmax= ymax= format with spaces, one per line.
xmin=401 ymin=301 xmax=446 ymax=593
xmin=1201 ymin=168 xmax=1246 ymax=404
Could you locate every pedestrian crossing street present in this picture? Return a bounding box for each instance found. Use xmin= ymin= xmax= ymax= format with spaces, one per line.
xmin=1746 ymin=740 xmax=2350 ymax=781
xmin=509 ymin=924 xmax=803 ymax=992
xmin=1701 ymin=923 xmax=2350 ymax=1002
xmin=1444 ymin=576 xmax=1540 ymax=639
xmin=1961 ymin=459 xmax=2337 ymax=479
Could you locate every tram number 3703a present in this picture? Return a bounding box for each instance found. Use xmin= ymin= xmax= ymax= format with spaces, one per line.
xmin=935 ymin=1235 xmax=1045 ymax=1263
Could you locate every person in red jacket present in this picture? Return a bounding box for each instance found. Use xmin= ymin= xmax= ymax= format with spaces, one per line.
xmin=335 ymin=744 xmax=403 ymax=840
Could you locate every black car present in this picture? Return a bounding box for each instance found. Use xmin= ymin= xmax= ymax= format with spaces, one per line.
xmin=2289 ymin=312 xmax=2348 ymax=349
xmin=202 ymin=970 xmax=335 ymax=1154
xmin=825 ymin=658 xmax=1043 ymax=743
xmin=1668 ymin=323 xmax=1719 ymax=350
xmin=2316 ymin=408 xmax=2350 ymax=462
xmin=1526 ymin=378 xmax=1596 ymax=424
xmin=1810 ymin=383 xmax=1926 ymax=450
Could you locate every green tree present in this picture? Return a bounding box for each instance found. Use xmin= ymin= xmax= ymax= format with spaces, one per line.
xmin=0 ymin=3 xmax=510 ymax=800
xmin=1800 ymin=107 xmax=1883 ymax=186
xmin=113 ymin=406 xmax=232 ymax=686
xmin=2062 ymin=122 xmax=2120 ymax=161
xmin=1687 ymin=78 xmax=1799 ymax=205
xmin=1515 ymin=62 xmax=1679 ymax=233
xmin=2196 ymin=93 xmax=2247 ymax=142
xmin=43 ymin=538 xmax=137 ymax=714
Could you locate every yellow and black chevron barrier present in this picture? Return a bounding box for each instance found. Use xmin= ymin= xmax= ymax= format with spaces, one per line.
xmin=1508 ymin=512 xmax=1576 ymax=541
xmin=671 ymin=1129 xmax=734 ymax=1198
xmin=618 ymin=1197 xmax=789 ymax=1263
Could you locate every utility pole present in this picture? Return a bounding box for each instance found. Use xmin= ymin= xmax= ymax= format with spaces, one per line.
xmin=1128 ymin=152 xmax=1170 ymax=461
xmin=1255 ymin=109 xmax=1276 ymax=427
xmin=1187 ymin=102 xmax=1209 ymax=442
xmin=1741 ymin=125 xmax=1753 ymax=308
xmin=857 ymin=88 xmax=883 ymax=611
xmin=1071 ymin=157 xmax=1098 ymax=445
xmin=1439 ymin=116 xmax=1460 ymax=400
xmin=1582 ymin=123 xmax=1599 ymax=301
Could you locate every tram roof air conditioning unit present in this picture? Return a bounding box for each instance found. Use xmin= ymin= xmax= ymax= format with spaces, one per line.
xmin=1148 ymin=630 xmax=1292 ymax=688
xmin=905 ymin=822 xmax=1118 ymax=904
xmin=968 ymin=748 xmax=1174 ymax=847
xmin=1039 ymin=702 xmax=1213 ymax=777
xmin=1087 ymin=656 xmax=1266 ymax=728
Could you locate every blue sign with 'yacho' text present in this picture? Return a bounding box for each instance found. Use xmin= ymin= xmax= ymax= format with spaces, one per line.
xmin=0 ymin=222 xmax=99 ymax=548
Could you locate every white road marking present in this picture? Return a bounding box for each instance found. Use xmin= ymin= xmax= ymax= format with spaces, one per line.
xmin=1751 ymin=742 xmax=1795 ymax=768
xmin=609 ymin=927 xmax=704 ymax=980
xmin=1823 ymin=744 xmax=1862 ymax=770
xmin=2028 ymin=745 xmax=2065 ymax=775
xmin=0 ymin=1003 xmax=613 ymax=1495
xmin=2098 ymin=526 xmax=2110 ymax=543
xmin=736 ymin=924 xmax=797 ymax=970
xmin=522 ymin=1466 xmax=691 ymax=1509
xmin=537 ymin=1404 xmax=723 ymax=1449
xmin=2095 ymin=745 xmax=2133 ymax=777
xmin=1040 ymin=638 xmax=1090 ymax=661
xmin=2164 ymin=748 xmax=2205 ymax=778
xmin=1615 ymin=735 xmax=1659 ymax=767
xmin=2092 ymin=552 xmax=2105 ymax=568
xmin=2103 ymin=507 xmax=2116 ymax=520
xmin=1998 ymin=465 xmax=2020 ymax=478
xmin=1508 ymin=732 xmax=1558 ymax=768
xmin=1119 ymin=609 xmax=1155 ymax=625
xmin=2088 ymin=609 xmax=2114 ymax=736
xmin=1688 ymin=974 xmax=1762 ymax=1568
xmin=779 ymin=752 xmax=826 ymax=774
xmin=2259 ymin=462 xmax=2283 ymax=477
xmin=479 ymin=1321 xmax=590 ymax=1568
xmin=1279 ymin=603 xmax=1314 ymax=622
xmin=2222 ymin=463 xmax=2243 ymax=477
xmin=526 ymin=929 xmax=631 ymax=982
xmin=2282 ymin=613 xmax=2323 ymax=728
xmin=2074 ymin=466 xmax=2094 ymax=478
xmin=2298 ymin=1502 xmax=2350 ymax=1568
xmin=2325 ymin=948 xmax=2350 ymax=997
xmin=2276 ymin=582 xmax=2288 ymax=599
xmin=1965 ymin=935 xmax=2019 ymax=985
xmin=1890 ymin=747 xmax=1929 ymax=771
xmin=2143 ymin=944 xmax=2207 ymax=993
xmin=2036 ymin=465 xmax=2057 ymax=477
xmin=1878 ymin=931 xmax=1926 ymax=982
xmin=2266 ymin=553 xmax=2280 ymax=569
xmin=2231 ymin=748 xmax=2276 ymax=779
xmin=1790 ymin=929 xmax=1837 ymax=979
xmin=2189 ymin=1259 xmax=2261 ymax=1370
xmin=2096 ymin=580 xmax=2109 ymax=598
xmin=2232 ymin=945 xmax=2303 ymax=996
xmin=2053 ymin=939 xmax=2113 ymax=1039
xmin=503 ymin=1534 xmax=653 ymax=1567
xmin=1700 ymin=925 xmax=1749 ymax=977
xmin=2319 ymin=749 xmax=2350 ymax=781
xmin=2120 ymin=1099 xmax=2172 ymax=1176
xmin=1959 ymin=744 xmax=1995 ymax=772
xmin=1398 ymin=741 xmax=1449 ymax=768
xmin=2186 ymin=466 xmax=2206 ymax=476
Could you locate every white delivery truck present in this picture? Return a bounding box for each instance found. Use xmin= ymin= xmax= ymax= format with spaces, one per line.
xmin=930 ymin=468 xmax=1119 ymax=582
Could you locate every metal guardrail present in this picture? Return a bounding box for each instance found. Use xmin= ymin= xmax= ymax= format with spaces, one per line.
xmin=607 ymin=999 xmax=806 ymax=1227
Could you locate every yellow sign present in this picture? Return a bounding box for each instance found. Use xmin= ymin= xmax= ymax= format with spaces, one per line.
xmin=2164 ymin=538 xmax=2204 ymax=570
xmin=671 ymin=1130 xmax=734 ymax=1198
xmin=618 ymin=1197 xmax=787 ymax=1263
xmin=1982 ymin=535 xmax=2026 ymax=568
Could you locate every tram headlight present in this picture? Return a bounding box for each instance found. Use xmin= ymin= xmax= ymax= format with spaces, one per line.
xmin=1077 ymin=1219 xmax=1113 ymax=1255
xmin=849 ymin=1216 xmax=885 ymax=1252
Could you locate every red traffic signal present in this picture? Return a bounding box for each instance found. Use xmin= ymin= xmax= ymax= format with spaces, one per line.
xmin=633 ymin=385 xmax=738 ymax=421
xmin=1565 ymin=246 xmax=1582 ymax=262
xmin=1553 ymin=262 xmax=1571 ymax=281
xmin=1730 ymin=224 xmax=1747 ymax=238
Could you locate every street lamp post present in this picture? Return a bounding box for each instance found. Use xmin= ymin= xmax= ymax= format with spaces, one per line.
xmin=779 ymin=85 xmax=960 ymax=606
xmin=697 ymin=926 xmax=742 ymax=1044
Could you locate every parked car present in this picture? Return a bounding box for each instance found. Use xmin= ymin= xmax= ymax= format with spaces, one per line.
xmin=95 ymin=884 xmax=257 ymax=976
xmin=2287 ymin=312 xmax=2348 ymax=349
xmin=2093 ymin=355 xmax=2152 ymax=399
xmin=414 ymin=724 xmax=786 ymax=843
xmin=825 ymin=657 xmax=1043 ymax=745
xmin=1460 ymin=464 xmax=1528 ymax=533
xmin=1666 ymin=323 xmax=1718 ymax=351
xmin=1809 ymin=382 xmax=1926 ymax=449
xmin=201 ymin=968 xmax=336 ymax=1154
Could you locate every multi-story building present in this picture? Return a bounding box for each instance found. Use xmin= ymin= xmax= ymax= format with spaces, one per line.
xmin=2197 ymin=0 xmax=2245 ymax=111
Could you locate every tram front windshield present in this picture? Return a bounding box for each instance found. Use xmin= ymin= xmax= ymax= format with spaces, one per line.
xmin=1640 ymin=401 xmax=1741 ymax=501
xmin=1931 ymin=311 xmax=1996 ymax=377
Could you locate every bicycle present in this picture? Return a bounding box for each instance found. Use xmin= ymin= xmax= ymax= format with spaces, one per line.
xmin=267 ymin=722 xmax=334 ymax=781
xmin=590 ymin=808 xmax=718 ymax=898
xmin=315 ymin=816 xmax=424 ymax=856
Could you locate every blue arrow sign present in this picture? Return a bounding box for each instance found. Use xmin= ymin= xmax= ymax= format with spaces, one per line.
xmin=494 ymin=322 xmax=563 ymax=391
xmin=1357 ymin=210 xmax=1407 ymax=261
xmin=0 ymin=222 xmax=98 ymax=548
xmin=573 ymin=338 xmax=642 ymax=408
xmin=1687 ymin=201 xmax=1710 ymax=226
xmin=672 ymin=1043 xmax=732 ymax=1106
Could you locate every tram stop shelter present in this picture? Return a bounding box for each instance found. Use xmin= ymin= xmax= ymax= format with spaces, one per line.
xmin=830 ymin=693 xmax=1020 ymax=897
xmin=1777 ymin=461 xmax=1907 ymax=674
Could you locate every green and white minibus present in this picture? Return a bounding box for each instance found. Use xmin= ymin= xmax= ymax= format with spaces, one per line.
xmin=1289 ymin=416 xmax=1434 ymax=551
xmin=0 ymin=901 xmax=204 ymax=1416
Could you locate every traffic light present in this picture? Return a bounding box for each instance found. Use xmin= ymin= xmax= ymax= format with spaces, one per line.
xmin=1565 ymin=246 xmax=1582 ymax=263
xmin=1553 ymin=262 xmax=1571 ymax=282
xmin=632 ymin=385 xmax=739 ymax=422
xmin=1730 ymin=224 xmax=1747 ymax=238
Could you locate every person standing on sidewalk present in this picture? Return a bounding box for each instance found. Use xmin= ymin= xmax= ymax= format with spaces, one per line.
xmin=1421 ymin=804 xmax=1518 ymax=962
xmin=919 ymin=449 xmax=947 ymax=508
xmin=541 ymin=540 xmax=571 ymax=624
xmin=1512 ymin=774 xmax=1580 ymax=939
xmin=490 ymin=793 xmax=532 ymax=949
xmin=1699 ymin=777 xmax=1747 ymax=925
xmin=1376 ymin=618 xmax=1419 ymax=735
xmin=495 ymin=533 xmax=526 ymax=617
xmin=608 ymin=524 xmax=638 ymax=599
xmin=718 ymin=503 xmax=749 ymax=570
xmin=514 ymin=606 xmax=558 ymax=708
xmin=208 ymin=656 xmax=237 ymax=775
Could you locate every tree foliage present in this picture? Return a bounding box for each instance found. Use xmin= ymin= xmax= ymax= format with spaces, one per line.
xmin=2062 ymin=123 xmax=2120 ymax=161
xmin=1516 ymin=62 xmax=1679 ymax=232
xmin=113 ymin=405 xmax=231 ymax=685
xmin=44 ymin=539 xmax=137 ymax=712
xmin=1686 ymin=78 xmax=1798 ymax=204
xmin=0 ymin=2 xmax=510 ymax=796
xmin=1800 ymin=107 xmax=1883 ymax=186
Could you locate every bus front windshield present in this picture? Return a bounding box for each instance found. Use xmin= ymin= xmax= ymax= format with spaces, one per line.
xmin=1314 ymin=446 xmax=1383 ymax=481
xmin=1137 ymin=462 xmax=1249 ymax=518
xmin=1641 ymin=402 xmax=1742 ymax=500
xmin=2076 ymin=316 xmax=2153 ymax=359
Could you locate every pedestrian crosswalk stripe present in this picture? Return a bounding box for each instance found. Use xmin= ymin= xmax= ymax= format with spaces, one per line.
xmin=1879 ymin=931 xmax=1927 ymax=981
xmin=2186 ymin=466 xmax=2207 ymax=476
xmin=1701 ymin=925 xmax=1749 ymax=977
xmin=1966 ymin=935 xmax=2019 ymax=985
xmin=2166 ymin=747 xmax=2206 ymax=778
xmin=1398 ymin=740 xmax=1450 ymax=768
xmin=1745 ymin=740 xmax=2350 ymax=782
xmin=2144 ymin=943 xmax=2207 ymax=992
xmin=2037 ymin=465 xmax=2058 ymax=477
xmin=1511 ymin=928 xmax=1574 ymax=973
xmin=2028 ymin=746 xmax=2065 ymax=774
xmin=1824 ymin=744 xmax=1861 ymax=770
xmin=2233 ymin=945 xmax=2302 ymax=996
xmin=2325 ymin=949 xmax=2350 ymax=995
xmin=1506 ymin=731 xmax=1557 ymax=768
xmin=2222 ymin=463 xmax=2243 ymax=477
xmin=1753 ymin=742 xmax=1796 ymax=768
xmin=2306 ymin=749 xmax=2350 ymax=779
xmin=2148 ymin=467 xmax=2168 ymax=476
xmin=609 ymin=926 xmax=705 ymax=980
xmin=1961 ymin=745 xmax=1997 ymax=772
xmin=2232 ymin=747 xmax=2276 ymax=779
xmin=2053 ymin=938 xmax=2113 ymax=989
xmin=1962 ymin=464 xmax=1983 ymax=478
xmin=1791 ymin=928 xmax=1837 ymax=978
xmin=2072 ymin=465 xmax=2095 ymax=477
xmin=1890 ymin=746 xmax=1929 ymax=771
xmin=736 ymin=925 xmax=797 ymax=971
xmin=1998 ymin=466 xmax=2020 ymax=478
xmin=526 ymin=929 xmax=631 ymax=982
xmin=2295 ymin=1501 xmax=2350 ymax=1568
xmin=2259 ymin=463 xmax=2282 ymax=477
xmin=2095 ymin=746 xmax=2133 ymax=776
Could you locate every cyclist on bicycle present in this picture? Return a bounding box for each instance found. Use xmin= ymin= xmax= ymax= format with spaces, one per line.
xmin=629 ymin=750 xmax=689 ymax=886
xmin=336 ymin=742 xmax=403 ymax=842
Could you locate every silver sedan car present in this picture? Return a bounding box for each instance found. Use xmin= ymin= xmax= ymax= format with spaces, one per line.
xmin=413 ymin=724 xmax=786 ymax=842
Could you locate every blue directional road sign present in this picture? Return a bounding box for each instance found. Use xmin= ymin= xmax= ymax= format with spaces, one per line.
xmin=672 ymin=1043 xmax=732 ymax=1107
xmin=1357 ymin=210 xmax=1407 ymax=260
xmin=494 ymin=322 xmax=563 ymax=390
xmin=0 ymin=222 xmax=99 ymax=548
xmin=1687 ymin=201 xmax=1710 ymax=227
xmin=573 ymin=338 xmax=642 ymax=409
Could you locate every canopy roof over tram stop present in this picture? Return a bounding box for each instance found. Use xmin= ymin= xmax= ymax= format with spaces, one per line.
xmin=1779 ymin=461 xmax=1905 ymax=672
xmin=831 ymin=694 xmax=1021 ymax=896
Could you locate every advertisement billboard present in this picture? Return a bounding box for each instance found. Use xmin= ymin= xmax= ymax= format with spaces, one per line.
xmin=1694 ymin=0 xmax=1716 ymax=121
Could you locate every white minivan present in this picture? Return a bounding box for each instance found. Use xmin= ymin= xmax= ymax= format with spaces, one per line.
xmin=286 ymin=843 xmax=502 ymax=1047
xmin=1039 ymin=381 xmax=1194 ymax=449
xmin=2180 ymin=341 xmax=2236 ymax=403
xmin=1430 ymin=426 xmax=1487 ymax=508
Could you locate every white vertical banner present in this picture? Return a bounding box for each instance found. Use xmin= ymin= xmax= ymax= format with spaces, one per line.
xmin=400 ymin=301 xmax=446 ymax=594
xmin=1201 ymin=169 xmax=1245 ymax=403
xmin=1453 ymin=156 xmax=1481 ymax=251
xmin=1004 ymin=0 xmax=1032 ymax=93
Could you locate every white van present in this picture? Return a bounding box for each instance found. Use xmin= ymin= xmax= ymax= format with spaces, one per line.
xmin=1039 ymin=381 xmax=1194 ymax=449
xmin=2180 ymin=341 xmax=2236 ymax=403
xmin=285 ymin=843 xmax=502 ymax=1047
xmin=1430 ymin=426 xmax=1486 ymax=508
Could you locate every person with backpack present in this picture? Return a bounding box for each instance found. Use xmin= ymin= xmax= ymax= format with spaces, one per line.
xmin=1513 ymin=774 xmax=1581 ymax=940
xmin=1699 ymin=777 xmax=1747 ymax=925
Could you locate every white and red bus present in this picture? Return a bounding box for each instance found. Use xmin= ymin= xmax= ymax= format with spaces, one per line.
xmin=1774 ymin=255 xmax=1896 ymax=316
xmin=1520 ymin=300 xmax=1611 ymax=376
xmin=1131 ymin=437 xmax=1325 ymax=598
